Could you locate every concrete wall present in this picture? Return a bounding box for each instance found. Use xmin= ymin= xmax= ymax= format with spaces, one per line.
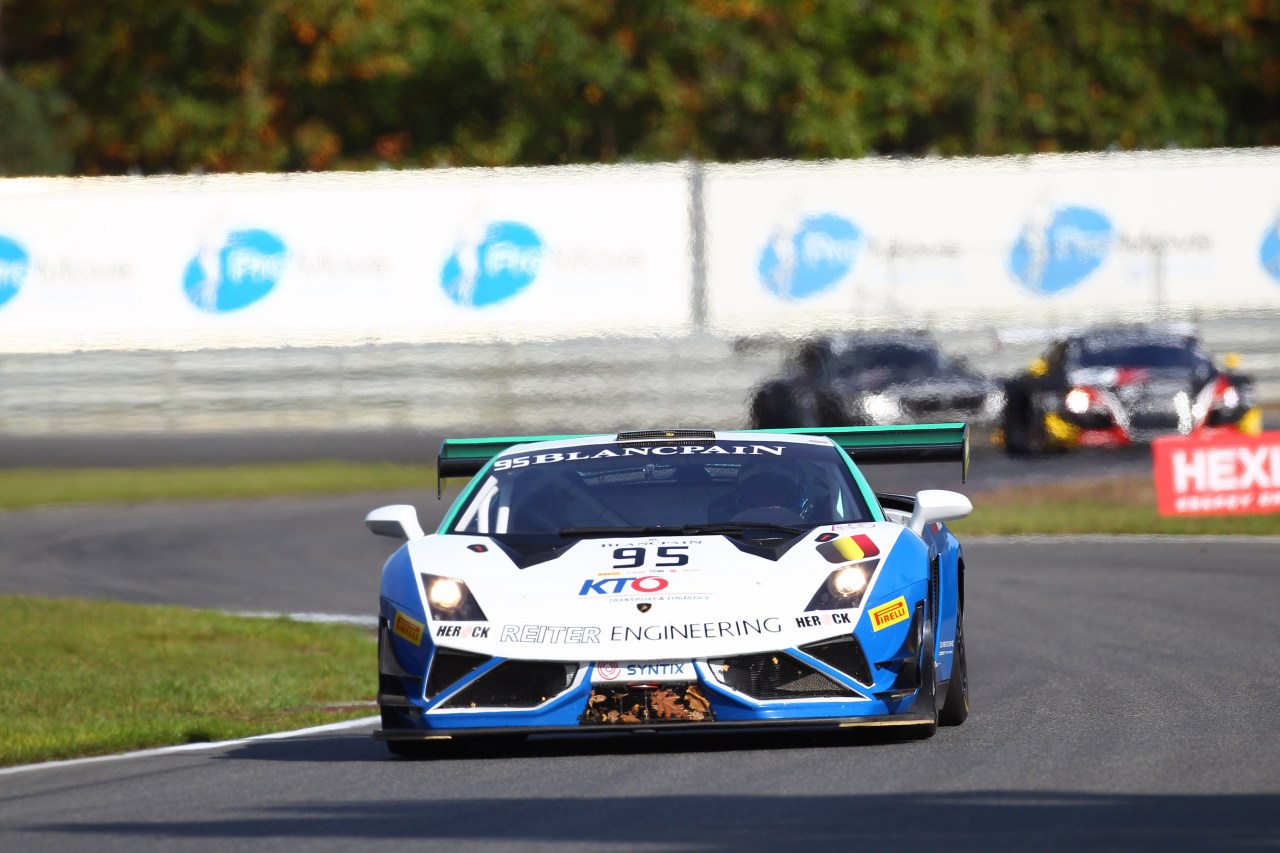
xmin=3 ymin=149 xmax=1278 ymax=436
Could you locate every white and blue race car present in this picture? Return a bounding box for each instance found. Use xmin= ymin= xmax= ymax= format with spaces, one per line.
xmin=367 ymin=424 xmax=973 ymax=755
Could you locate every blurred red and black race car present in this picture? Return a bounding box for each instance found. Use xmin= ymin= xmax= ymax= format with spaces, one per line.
xmin=999 ymin=324 xmax=1262 ymax=455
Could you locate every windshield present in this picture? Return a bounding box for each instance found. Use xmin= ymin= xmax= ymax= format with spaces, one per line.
xmin=830 ymin=342 xmax=948 ymax=375
xmin=450 ymin=439 xmax=872 ymax=538
xmin=1076 ymin=338 xmax=1203 ymax=369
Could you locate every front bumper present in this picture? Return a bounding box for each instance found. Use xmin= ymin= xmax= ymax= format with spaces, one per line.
xmin=376 ymin=600 xmax=937 ymax=739
xmin=1042 ymin=405 xmax=1263 ymax=449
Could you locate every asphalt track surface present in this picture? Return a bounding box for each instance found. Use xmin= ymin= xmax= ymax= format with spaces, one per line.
xmin=2 ymin=434 xmax=1278 ymax=851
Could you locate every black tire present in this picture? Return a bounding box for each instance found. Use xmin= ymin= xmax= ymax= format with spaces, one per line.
xmin=904 ymin=604 xmax=939 ymax=740
xmin=938 ymin=606 xmax=969 ymax=727
xmin=749 ymin=383 xmax=796 ymax=429
xmin=1002 ymin=393 xmax=1045 ymax=457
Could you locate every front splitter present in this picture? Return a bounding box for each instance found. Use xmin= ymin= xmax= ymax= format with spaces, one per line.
xmin=375 ymin=712 xmax=936 ymax=741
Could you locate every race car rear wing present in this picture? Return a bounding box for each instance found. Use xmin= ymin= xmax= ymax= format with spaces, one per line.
xmin=757 ymin=422 xmax=970 ymax=482
xmin=437 ymin=422 xmax=969 ymax=487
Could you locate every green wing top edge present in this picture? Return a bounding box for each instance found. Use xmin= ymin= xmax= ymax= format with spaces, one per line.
xmin=437 ymin=423 xmax=969 ymax=483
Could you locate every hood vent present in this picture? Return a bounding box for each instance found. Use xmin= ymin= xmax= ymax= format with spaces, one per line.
xmin=491 ymin=538 xmax=580 ymax=569
xmin=615 ymin=429 xmax=716 ymax=446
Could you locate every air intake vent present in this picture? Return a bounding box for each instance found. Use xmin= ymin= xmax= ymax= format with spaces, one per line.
xmin=439 ymin=660 xmax=578 ymax=709
xmin=799 ymin=635 xmax=873 ymax=686
xmin=929 ymin=554 xmax=940 ymax=630
xmin=583 ymin=683 xmax=713 ymax=725
xmin=615 ymin=429 xmax=716 ymax=446
xmin=709 ymin=652 xmax=858 ymax=700
xmin=426 ymin=649 xmax=490 ymax=699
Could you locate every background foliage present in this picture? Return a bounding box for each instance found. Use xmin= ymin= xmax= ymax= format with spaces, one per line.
xmin=2 ymin=0 xmax=1278 ymax=176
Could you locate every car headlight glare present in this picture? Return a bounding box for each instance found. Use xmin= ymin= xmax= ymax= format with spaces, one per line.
xmin=863 ymin=393 xmax=901 ymax=424
xmin=1064 ymin=388 xmax=1091 ymax=415
xmin=428 ymin=578 xmax=464 ymax=610
xmin=805 ymin=561 xmax=877 ymax=612
xmin=831 ymin=565 xmax=870 ymax=597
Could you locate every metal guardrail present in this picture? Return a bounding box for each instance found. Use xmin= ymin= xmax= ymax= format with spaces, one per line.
xmin=1 ymin=311 xmax=1275 ymax=437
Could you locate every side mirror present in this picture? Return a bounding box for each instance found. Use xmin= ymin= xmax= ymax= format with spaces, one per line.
xmin=365 ymin=505 xmax=426 ymax=540
xmin=908 ymin=489 xmax=973 ymax=536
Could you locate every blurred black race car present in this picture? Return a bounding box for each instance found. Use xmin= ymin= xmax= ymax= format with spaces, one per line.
xmin=748 ymin=332 xmax=1003 ymax=429
xmin=999 ymin=324 xmax=1262 ymax=455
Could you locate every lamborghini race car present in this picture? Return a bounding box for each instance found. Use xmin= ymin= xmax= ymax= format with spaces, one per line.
xmin=748 ymin=331 xmax=1003 ymax=430
xmin=367 ymin=424 xmax=973 ymax=755
xmin=1000 ymin=324 xmax=1262 ymax=455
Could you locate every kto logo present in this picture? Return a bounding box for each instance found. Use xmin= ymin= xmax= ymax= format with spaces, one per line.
xmin=441 ymin=221 xmax=543 ymax=308
xmin=758 ymin=213 xmax=862 ymax=301
xmin=1009 ymin=206 xmax=1113 ymax=296
xmin=579 ymin=576 xmax=670 ymax=596
xmin=1260 ymin=218 xmax=1280 ymax=285
xmin=0 ymin=235 xmax=30 ymax=309
xmin=183 ymin=228 xmax=288 ymax=313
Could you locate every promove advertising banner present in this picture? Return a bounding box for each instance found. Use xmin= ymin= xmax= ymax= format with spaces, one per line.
xmin=1152 ymin=430 xmax=1280 ymax=516
xmin=703 ymin=149 xmax=1280 ymax=336
xmin=0 ymin=166 xmax=692 ymax=353
xmin=4 ymin=148 xmax=1280 ymax=353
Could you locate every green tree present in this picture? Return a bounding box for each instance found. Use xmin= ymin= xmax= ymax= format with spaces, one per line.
xmin=1 ymin=0 xmax=1277 ymax=175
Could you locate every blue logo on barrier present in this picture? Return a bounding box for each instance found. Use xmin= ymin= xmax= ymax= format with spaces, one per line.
xmin=0 ymin=235 xmax=30 ymax=309
xmin=441 ymin=222 xmax=544 ymax=308
xmin=1260 ymin=221 xmax=1280 ymax=284
xmin=1010 ymin=206 xmax=1113 ymax=296
xmin=182 ymin=228 xmax=288 ymax=313
xmin=758 ymin=213 xmax=862 ymax=301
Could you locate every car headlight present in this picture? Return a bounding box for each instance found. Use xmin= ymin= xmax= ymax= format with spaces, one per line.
xmin=421 ymin=573 xmax=488 ymax=622
xmin=863 ymin=394 xmax=901 ymax=424
xmin=1064 ymin=388 xmax=1091 ymax=415
xmin=805 ymin=562 xmax=877 ymax=612
xmin=428 ymin=578 xmax=464 ymax=610
xmin=831 ymin=565 xmax=870 ymax=596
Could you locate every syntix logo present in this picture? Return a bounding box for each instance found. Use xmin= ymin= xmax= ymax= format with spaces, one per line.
xmin=0 ymin=235 xmax=30 ymax=309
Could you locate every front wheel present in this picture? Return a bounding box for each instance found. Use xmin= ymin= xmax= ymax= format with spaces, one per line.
xmin=1003 ymin=396 xmax=1046 ymax=457
xmin=903 ymin=606 xmax=938 ymax=740
xmin=939 ymin=609 xmax=969 ymax=726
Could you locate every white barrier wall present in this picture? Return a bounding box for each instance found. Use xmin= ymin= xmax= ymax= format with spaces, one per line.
xmin=703 ymin=149 xmax=1280 ymax=336
xmin=2 ymin=149 xmax=1279 ymax=355
xmin=0 ymin=166 xmax=693 ymax=353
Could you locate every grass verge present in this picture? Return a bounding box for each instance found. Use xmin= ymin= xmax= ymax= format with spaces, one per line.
xmin=0 ymin=595 xmax=375 ymax=768
xmin=0 ymin=461 xmax=436 ymax=509
xmin=951 ymin=475 xmax=1280 ymax=536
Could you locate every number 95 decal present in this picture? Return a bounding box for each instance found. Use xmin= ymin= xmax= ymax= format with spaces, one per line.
xmin=612 ymin=545 xmax=689 ymax=569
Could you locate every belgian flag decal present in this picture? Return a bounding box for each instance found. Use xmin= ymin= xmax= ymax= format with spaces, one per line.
xmin=815 ymin=532 xmax=880 ymax=563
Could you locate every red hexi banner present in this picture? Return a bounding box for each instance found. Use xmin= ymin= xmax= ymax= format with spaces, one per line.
xmin=1152 ymin=430 xmax=1280 ymax=517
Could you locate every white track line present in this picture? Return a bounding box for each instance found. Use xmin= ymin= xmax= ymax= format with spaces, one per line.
xmin=233 ymin=611 xmax=378 ymax=627
xmin=1 ymin=611 xmax=380 ymax=776
xmin=0 ymin=715 xmax=380 ymax=777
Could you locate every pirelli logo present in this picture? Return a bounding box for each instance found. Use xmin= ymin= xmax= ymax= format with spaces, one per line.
xmin=869 ymin=596 xmax=909 ymax=632
xmin=392 ymin=611 xmax=425 ymax=645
